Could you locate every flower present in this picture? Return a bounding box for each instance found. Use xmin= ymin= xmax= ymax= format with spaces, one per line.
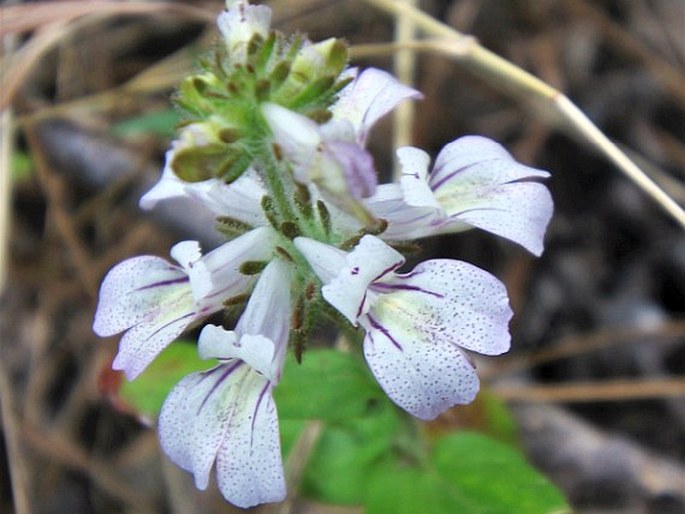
xmin=332 ymin=67 xmax=423 ymax=146
xmin=218 ymin=0 xmax=272 ymax=64
xmin=261 ymin=68 xmax=422 ymax=217
xmin=93 ymin=226 xmax=276 ymax=379
xmin=139 ymin=123 xmax=267 ymax=227
xmin=366 ymin=136 xmax=554 ymax=256
xmin=158 ymin=258 xmax=291 ymax=508
xmin=294 ymin=235 xmax=512 ymax=420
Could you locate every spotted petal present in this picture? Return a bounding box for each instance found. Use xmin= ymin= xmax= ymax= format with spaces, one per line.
xmin=93 ymin=256 xmax=195 ymax=379
xmin=430 ymin=136 xmax=554 ymax=256
xmin=158 ymin=363 xmax=285 ymax=508
xmin=361 ymin=259 xmax=512 ymax=419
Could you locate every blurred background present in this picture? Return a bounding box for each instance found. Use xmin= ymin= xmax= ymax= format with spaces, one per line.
xmin=1 ymin=1 xmax=684 ymax=513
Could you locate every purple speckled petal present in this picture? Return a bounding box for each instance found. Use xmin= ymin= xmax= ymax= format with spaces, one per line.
xmin=333 ymin=67 xmax=423 ymax=144
xmin=93 ymin=256 xmax=188 ymax=337
xmin=112 ymin=301 xmax=195 ymax=380
xmin=215 ymin=379 xmax=284 ymax=508
xmin=363 ymin=317 xmax=479 ymax=420
xmin=361 ymin=258 xmax=512 ymax=419
xmin=158 ymin=363 xmax=285 ymax=508
xmin=322 ymin=235 xmax=404 ymax=324
xmin=431 ymin=136 xmax=553 ymax=255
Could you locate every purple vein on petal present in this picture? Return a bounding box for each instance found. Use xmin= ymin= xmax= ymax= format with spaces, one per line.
xmin=446 ymin=206 xmax=508 ymax=219
xmin=371 ymin=259 xmax=404 ymax=283
xmin=367 ymin=314 xmax=403 ymax=351
xmin=372 ymin=282 xmax=443 ymax=298
xmin=134 ymin=276 xmax=190 ymax=292
xmin=356 ymin=291 xmax=368 ymax=320
xmin=430 ymin=162 xmax=484 ymax=190
xmin=197 ymin=360 xmax=244 ymax=414
xmin=148 ymin=311 xmax=196 ymax=339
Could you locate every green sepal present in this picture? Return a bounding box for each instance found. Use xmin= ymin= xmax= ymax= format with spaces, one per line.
xmin=171 ymin=143 xmax=228 ymax=182
xmin=287 ymin=75 xmax=337 ymax=111
xmin=239 ymin=260 xmax=269 ymax=275
xmin=215 ymin=216 xmax=253 ymax=238
xmin=216 ymin=149 xmax=252 ymax=184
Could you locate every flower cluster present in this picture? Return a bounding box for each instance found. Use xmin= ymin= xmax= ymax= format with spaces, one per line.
xmin=93 ymin=1 xmax=553 ymax=508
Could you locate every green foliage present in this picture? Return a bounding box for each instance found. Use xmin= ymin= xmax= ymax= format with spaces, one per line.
xmin=274 ymin=349 xmax=387 ymax=422
xmin=300 ymin=401 xmax=401 ymax=504
xmin=119 ymin=346 xmax=569 ymax=514
xmin=429 ymin=432 xmax=570 ymax=514
xmin=275 ymin=350 xmax=569 ymax=513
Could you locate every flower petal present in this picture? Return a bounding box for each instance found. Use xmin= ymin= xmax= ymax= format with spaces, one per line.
xmin=158 ymin=363 xmax=285 ymax=508
xmin=322 ymin=235 xmax=404 ymax=324
xmin=295 ymin=236 xmax=405 ymax=324
xmin=112 ymin=299 xmax=195 ymax=380
xmin=324 ymin=139 xmax=377 ymax=199
xmin=293 ymin=236 xmax=347 ymax=284
xmin=333 ymin=68 xmax=423 ymax=144
xmin=218 ymin=1 xmax=272 ymax=63
xmin=187 ymin=171 xmax=267 ymax=226
xmin=233 ymin=259 xmax=292 ymax=364
xmin=215 ymin=377 xmax=285 ymax=508
xmin=361 ymin=258 xmax=512 ymax=419
xmin=191 ymin=226 xmax=277 ymax=305
xmin=363 ymin=183 xmax=438 ymax=240
xmin=262 ymin=102 xmax=320 ymax=184
xmin=199 ymin=326 xmax=275 ymax=382
xmin=363 ymin=315 xmax=479 ymax=420
xmin=430 ymin=136 xmax=553 ymax=255
xmin=93 ymin=256 xmax=188 ymax=336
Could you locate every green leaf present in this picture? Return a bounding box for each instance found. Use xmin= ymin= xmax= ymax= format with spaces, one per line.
xmin=367 ymin=465 xmax=467 ymax=514
xmin=300 ymin=401 xmax=401 ymax=504
xmin=119 ymin=341 xmax=209 ymax=417
xmin=431 ymin=432 xmax=570 ymax=514
xmin=365 ymin=432 xmax=569 ymax=514
xmin=274 ymin=349 xmax=402 ymax=504
xmin=274 ymin=349 xmax=387 ymax=422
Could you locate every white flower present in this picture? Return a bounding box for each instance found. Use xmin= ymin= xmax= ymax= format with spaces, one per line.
xmin=158 ymin=259 xmax=291 ymax=508
xmin=332 ymin=67 xmax=423 ymax=145
xmin=294 ymin=235 xmax=512 ymax=420
xmin=366 ymin=136 xmax=554 ymax=256
xmin=261 ymin=68 xmax=422 ymax=210
xmin=93 ymin=227 xmax=276 ymax=379
xmin=140 ymin=123 xmax=267 ymax=227
xmin=218 ymin=1 xmax=272 ymax=64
